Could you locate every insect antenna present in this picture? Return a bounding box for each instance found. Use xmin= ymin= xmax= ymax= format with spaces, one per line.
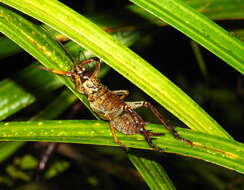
xmin=41 ymin=26 xmax=77 ymax=65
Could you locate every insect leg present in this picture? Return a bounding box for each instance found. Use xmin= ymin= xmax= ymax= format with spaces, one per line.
xmin=112 ymin=90 xmax=129 ymax=100
xmin=78 ymin=57 xmax=100 ymax=67
xmin=77 ymin=57 xmax=101 ymax=79
xmin=38 ymin=66 xmax=73 ymax=76
xmin=107 ymin=116 xmax=129 ymax=151
xmin=77 ymin=50 xmax=87 ymax=70
xmin=125 ymin=101 xmax=145 ymax=109
xmin=73 ymin=74 xmax=82 ymax=90
xmin=125 ymin=101 xmax=164 ymax=136
xmin=77 ymin=50 xmax=83 ymax=64
xmin=38 ymin=66 xmax=82 ymax=90
xmin=90 ymin=58 xmax=100 ymax=79
xmin=127 ymin=101 xmax=193 ymax=145
xmin=124 ymin=106 xmax=163 ymax=152
xmin=38 ymin=66 xmax=84 ymax=94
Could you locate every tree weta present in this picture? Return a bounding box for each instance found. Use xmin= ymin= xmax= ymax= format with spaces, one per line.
xmin=40 ymin=50 xmax=193 ymax=151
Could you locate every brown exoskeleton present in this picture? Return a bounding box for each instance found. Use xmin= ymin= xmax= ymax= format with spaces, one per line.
xmin=40 ymin=50 xmax=192 ymax=152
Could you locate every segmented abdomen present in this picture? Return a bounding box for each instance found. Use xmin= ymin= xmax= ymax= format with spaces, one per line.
xmin=110 ymin=111 xmax=140 ymax=134
xmin=89 ymin=87 xmax=125 ymax=118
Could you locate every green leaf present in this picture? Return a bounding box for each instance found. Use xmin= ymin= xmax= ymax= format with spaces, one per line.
xmin=0 ymin=79 xmax=35 ymax=121
xmin=0 ymin=36 xmax=22 ymax=60
xmin=0 ymin=142 xmax=24 ymax=164
xmin=0 ymin=89 xmax=77 ymax=163
xmin=129 ymin=153 xmax=176 ymax=190
xmin=0 ymin=120 xmax=243 ymax=174
xmin=128 ymin=0 xmax=244 ymax=26
xmin=185 ymin=0 xmax=244 ymax=20
xmin=130 ymin=0 xmax=244 ymax=75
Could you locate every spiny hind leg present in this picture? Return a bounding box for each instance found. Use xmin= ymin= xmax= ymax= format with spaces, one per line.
xmin=123 ymin=106 xmax=163 ymax=152
xmin=124 ymin=101 xmax=164 ymax=135
xmin=125 ymin=101 xmax=150 ymax=110
xmin=112 ymin=90 xmax=129 ymax=100
xmin=125 ymin=101 xmax=193 ymax=145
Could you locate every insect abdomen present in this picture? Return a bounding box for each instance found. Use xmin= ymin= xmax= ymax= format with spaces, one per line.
xmin=110 ymin=111 xmax=140 ymax=135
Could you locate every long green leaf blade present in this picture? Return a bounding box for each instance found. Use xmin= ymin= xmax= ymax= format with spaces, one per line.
xmin=185 ymin=0 xmax=244 ymax=20
xmin=0 ymin=120 xmax=243 ymax=174
xmin=128 ymin=0 xmax=244 ymax=26
xmin=129 ymin=153 xmax=176 ymax=190
xmin=130 ymin=0 xmax=244 ymax=75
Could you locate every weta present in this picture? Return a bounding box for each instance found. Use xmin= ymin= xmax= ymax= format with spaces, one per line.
xmin=41 ymin=53 xmax=192 ymax=151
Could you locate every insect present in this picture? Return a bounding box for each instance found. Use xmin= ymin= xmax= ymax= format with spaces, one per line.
xmin=40 ymin=49 xmax=192 ymax=152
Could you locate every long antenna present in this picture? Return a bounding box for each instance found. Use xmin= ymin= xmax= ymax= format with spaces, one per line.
xmin=41 ymin=26 xmax=76 ymax=64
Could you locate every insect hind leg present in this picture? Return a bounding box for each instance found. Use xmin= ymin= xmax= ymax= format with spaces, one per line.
xmin=139 ymin=128 xmax=163 ymax=152
xmin=126 ymin=101 xmax=193 ymax=146
xmin=112 ymin=90 xmax=129 ymax=100
xmin=147 ymin=130 xmax=164 ymax=136
xmin=143 ymin=101 xmax=193 ymax=145
xmin=124 ymin=106 xmax=163 ymax=152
